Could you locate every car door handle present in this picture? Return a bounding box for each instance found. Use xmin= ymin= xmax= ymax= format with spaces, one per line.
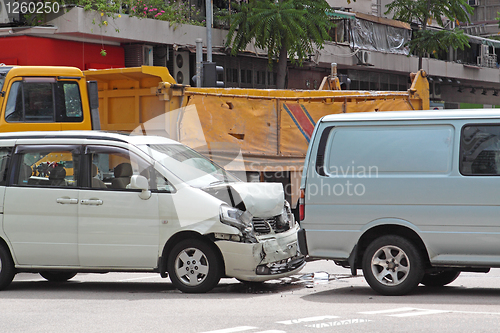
xmin=56 ymin=198 xmax=78 ymax=204
xmin=80 ymin=199 xmax=103 ymax=206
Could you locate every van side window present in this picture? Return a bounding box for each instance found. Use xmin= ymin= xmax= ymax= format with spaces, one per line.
xmin=461 ymin=125 xmax=500 ymax=175
xmin=0 ymin=147 xmax=12 ymax=185
xmin=5 ymin=79 xmax=83 ymax=123
xmin=86 ymin=146 xmax=157 ymax=190
xmin=325 ymin=126 xmax=454 ymax=175
xmin=15 ymin=147 xmax=80 ymax=187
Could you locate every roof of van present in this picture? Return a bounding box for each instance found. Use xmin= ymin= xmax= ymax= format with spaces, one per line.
xmin=321 ymin=109 xmax=500 ymax=123
xmin=0 ymin=130 xmax=180 ymax=145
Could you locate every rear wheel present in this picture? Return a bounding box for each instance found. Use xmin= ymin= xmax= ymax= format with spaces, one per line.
xmin=167 ymin=239 xmax=222 ymax=293
xmin=0 ymin=245 xmax=15 ymax=290
xmin=40 ymin=272 xmax=77 ymax=282
xmin=362 ymin=235 xmax=424 ymax=296
xmin=421 ymin=270 xmax=460 ymax=287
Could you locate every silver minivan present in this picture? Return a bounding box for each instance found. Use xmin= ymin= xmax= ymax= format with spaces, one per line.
xmin=298 ymin=110 xmax=500 ymax=295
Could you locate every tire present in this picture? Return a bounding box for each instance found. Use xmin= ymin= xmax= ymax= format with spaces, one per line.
xmin=167 ymin=239 xmax=222 ymax=293
xmin=421 ymin=270 xmax=460 ymax=287
xmin=40 ymin=272 xmax=77 ymax=282
xmin=362 ymin=235 xmax=424 ymax=296
xmin=0 ymin=245 xmax=15 ymax=290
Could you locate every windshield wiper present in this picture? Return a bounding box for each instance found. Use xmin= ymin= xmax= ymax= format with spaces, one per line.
xmin=208 ymin=180 xmax=229 ymax=186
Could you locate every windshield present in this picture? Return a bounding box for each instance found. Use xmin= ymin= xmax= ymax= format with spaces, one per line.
xmin=139 ymin=143 xmax=240 ymax=188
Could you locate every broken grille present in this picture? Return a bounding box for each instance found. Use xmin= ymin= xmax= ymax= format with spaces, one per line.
xmin=252 ymin=217 xmax=290 ymax=234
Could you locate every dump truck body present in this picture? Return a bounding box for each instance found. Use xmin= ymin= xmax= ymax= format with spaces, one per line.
xmin=84 ymin=66 xmax=429 ymax=205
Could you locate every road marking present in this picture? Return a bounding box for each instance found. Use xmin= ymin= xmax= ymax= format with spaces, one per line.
xmin=276 ymin=315 xmax=339 ymax=325
xmin=198 ymin=326 xmax=257 ymax=333
xmin=359 ymin=307 xmax=416 ymax=315
xmin=360 ymin=307 xmax=448 ymax=317
xmin=117 ymin=276 xmax=160 ymax=282
xmin=389 ymin=309 xmax=449 ymax=317
xmin=304 ymin=319 xmax=372 ymax=328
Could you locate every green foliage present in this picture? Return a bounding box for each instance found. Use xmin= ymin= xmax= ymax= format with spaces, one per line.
xmin=29 ymin=0 xmax=205 ymax=27
xmin=127 ymin=0 xmax=203 ymax=25
xmin=410 ymin=28 xmax=470 ymax=57
xmin=385 ymin=0 xmax=472 ymax=28
xmin=225 ymin=0 xmax=334 ymax=66
xmin=384 ymin=0 xmax=473 ymax=62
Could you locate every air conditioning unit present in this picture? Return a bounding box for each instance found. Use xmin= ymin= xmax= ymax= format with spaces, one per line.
xmin=480 ymin=44 xmax=489 ymax=57
xmin=124 ymin=44 xmax=154 ymax=67
xmin=173 ymin=51 xmax=190 ymax=85
xmin=359 ymin=50 xmax=372 ymax=65
xmin=430 ymin=82 xmax=442 ymax=100
xmin=468 ymin=0 xmax=479 ymax=6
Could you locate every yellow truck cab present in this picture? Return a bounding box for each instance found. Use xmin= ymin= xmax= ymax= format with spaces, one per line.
xmin=0 ymin=65 xmax=99 ymax=132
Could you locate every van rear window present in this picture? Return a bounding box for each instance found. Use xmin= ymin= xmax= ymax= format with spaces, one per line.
xmin=461 ymin=125 xmax=500 ymax=176
xmin=324 ymin=125 xmax=454 ymax=175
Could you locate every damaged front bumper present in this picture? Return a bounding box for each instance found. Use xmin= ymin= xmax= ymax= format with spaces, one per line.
xmin=215 ymin=226 xmax=306 ymax=282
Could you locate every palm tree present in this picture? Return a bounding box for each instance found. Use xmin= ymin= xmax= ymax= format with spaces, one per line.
xmin=385 ymin=0 xmax=473 ymax=70
xmin=225 ymin=0 xmax=333 ymax=89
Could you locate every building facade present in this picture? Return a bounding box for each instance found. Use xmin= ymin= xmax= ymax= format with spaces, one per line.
xmin=0 ymin=2 xmax=500 ymax=109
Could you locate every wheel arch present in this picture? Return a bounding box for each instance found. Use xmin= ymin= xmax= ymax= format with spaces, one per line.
xmin=353 ymin=223 xmax=430 ymax=271
xmin=0 ymin=237 xmax=14 ymax=263
xmin=161 ymin=231 xmax=226 ymax=277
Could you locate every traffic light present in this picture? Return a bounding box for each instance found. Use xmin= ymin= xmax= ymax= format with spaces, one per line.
xmin=202 ymin=62 xmax=224 ymax=87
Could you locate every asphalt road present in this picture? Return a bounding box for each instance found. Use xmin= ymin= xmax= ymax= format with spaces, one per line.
xmin=2 ymin=260 xmax=500 ymax=333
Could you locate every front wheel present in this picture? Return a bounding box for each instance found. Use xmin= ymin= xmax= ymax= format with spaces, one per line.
xmin=40 ymin=272 xmax=77 ymax=282
xmin=421 ymin=270 xmax=460 ymax=287
xmin=362 ymin=235 xmax=424 ymax=296
xmin=167 ymin=239 xmax=222 ymax=293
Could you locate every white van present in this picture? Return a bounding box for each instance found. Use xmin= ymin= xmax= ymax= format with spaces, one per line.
xmin=0 ymin=131 xmax=304 ymax=293
xmin=298 ymin=110 xmax=500 ymax=295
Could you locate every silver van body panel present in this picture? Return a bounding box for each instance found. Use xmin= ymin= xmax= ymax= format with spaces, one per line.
xmin=300 ymin=110 xmax=500 ymax=269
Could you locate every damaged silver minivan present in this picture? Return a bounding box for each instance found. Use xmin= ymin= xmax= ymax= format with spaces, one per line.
xmin=0 ymin=131 xmax=304 ymax=293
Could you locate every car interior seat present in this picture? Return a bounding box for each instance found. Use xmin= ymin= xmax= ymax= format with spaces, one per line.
xmin=18 ymin=164 xmax=33 ymax=184
xmin=111 ymin=163 xmax=133 ymax=189
xmin=92 ymin=164 xmax=107 ymax=189
xmin=49 ymin=165 xmax=66 ymax=186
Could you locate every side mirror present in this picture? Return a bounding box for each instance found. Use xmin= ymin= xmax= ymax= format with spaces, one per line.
xmin=130 ymin=175 xmax=151 ymax=200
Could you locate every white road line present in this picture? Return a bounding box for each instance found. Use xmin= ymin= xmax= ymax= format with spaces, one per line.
xmin=276 ymin=315 xmax=339 ymax=325
xmin=360 ymin=307 xmax=500 ymax=317
xmin=117 ymin=276 xmax=161 ymax=282
xmin=389 ymin=309 xmax=449 ymax=317
xmin=198 ymin=326 xmax=257 ymax=333
xmin=359 ymin=307 xmax=416 ymax=315
xmin=449 ymin=310 xmax=500 ymax=316
xmin=304 ymin=319 xmax=372 ymax=328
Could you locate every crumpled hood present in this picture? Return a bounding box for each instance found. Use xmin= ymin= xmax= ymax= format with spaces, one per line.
xmin=203 ymin=182 xmax=284 ymax=217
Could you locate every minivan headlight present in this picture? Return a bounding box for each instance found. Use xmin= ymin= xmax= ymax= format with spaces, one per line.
xmin=219 ymin=205 xmax=253 ymax=232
